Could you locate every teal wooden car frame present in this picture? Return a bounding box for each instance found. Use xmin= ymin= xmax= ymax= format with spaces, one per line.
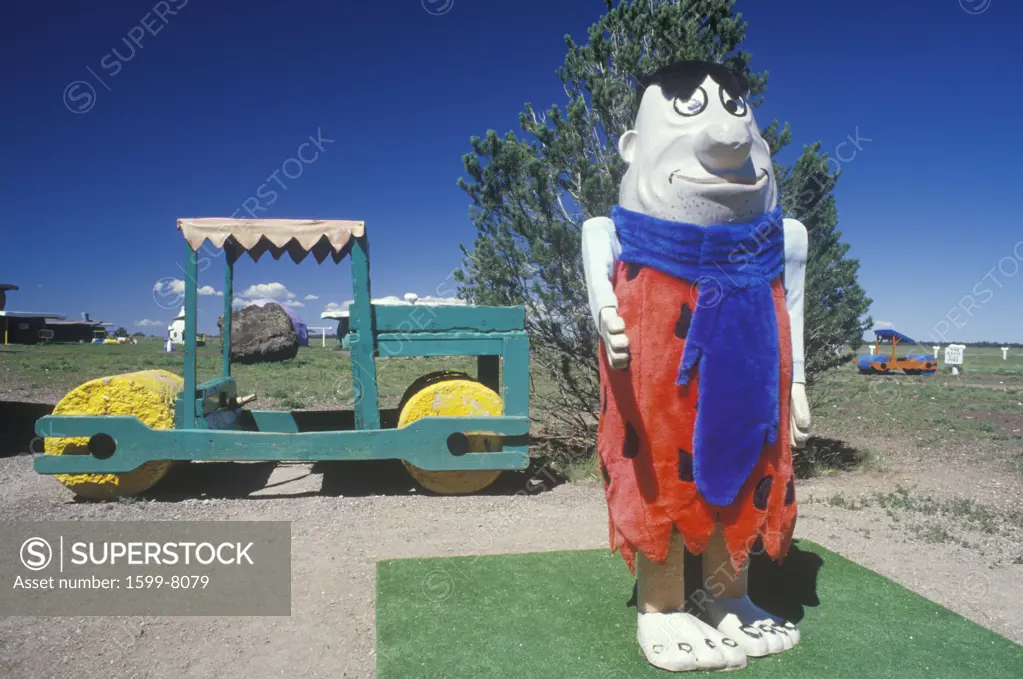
xmin=35 ymin=224 xmax=530 ymax=478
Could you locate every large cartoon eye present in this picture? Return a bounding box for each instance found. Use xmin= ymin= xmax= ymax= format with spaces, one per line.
xmin=673 ymin=87 xmax=708 ymax=117
xmin=719 ymin=87 xmax=748 ymax=117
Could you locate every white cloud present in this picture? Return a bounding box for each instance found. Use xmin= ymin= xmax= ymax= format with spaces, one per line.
xmin=238 ymin=282 xmax=295 ymax=300
xmin=153 ymin=278 xmax=185 ymax=296
xmin=282 ymin=300 xmax=304 ymax=308
xmin=153 ymin=279 xmax=223 ymax=298
xmin=323 ymin=302 xmax=345 ymax=313
xmin=874 ymin=320 xmax=894 ymax=329
xmin=135 ymin=319 xmax=163 ymax=327
xmin=304 ymin=294 xmax=319 ymax=301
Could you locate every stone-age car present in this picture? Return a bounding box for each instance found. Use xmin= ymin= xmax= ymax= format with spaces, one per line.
xmin=34 ymin=218 xmax=530 ymax=499
xmin=857 ymin=329 xmax=936 ymax=376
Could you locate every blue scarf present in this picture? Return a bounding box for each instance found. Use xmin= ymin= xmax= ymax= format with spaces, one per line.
xmin=611 ymin=204 xmax=785 ymax=508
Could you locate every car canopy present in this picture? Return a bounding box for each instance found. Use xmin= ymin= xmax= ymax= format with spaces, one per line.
xmin=874 ymin=328 xmax=916 ymax=344
xmin=177 ymin=218 xmax=365 ymax=264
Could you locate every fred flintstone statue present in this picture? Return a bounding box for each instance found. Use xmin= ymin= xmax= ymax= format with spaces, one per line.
xmin=582 ymin=60 xmax=811 ymax=672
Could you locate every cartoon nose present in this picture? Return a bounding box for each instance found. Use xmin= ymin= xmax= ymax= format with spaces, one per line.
xmin=694 ymin=123 xmax=753 ymax=171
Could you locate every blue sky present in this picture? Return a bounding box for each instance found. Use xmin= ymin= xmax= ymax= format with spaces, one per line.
xmin=2 ymin=0 xmax=1020 ymax=343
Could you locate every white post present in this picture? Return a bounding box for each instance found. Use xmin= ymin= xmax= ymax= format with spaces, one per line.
xmin=869 ymin=345 xmax=875 ymax=355
xmin=1001 ymin=347 xmax=1009 ymax=360
xmin=933 ymin=345 xmax=940 ymax=358
xmin=322 ymin=327 xmax=327 ymax=348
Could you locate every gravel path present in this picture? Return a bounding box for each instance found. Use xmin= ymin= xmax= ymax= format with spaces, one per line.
xmin=1 ymin=446 xmax=1020 ymax=679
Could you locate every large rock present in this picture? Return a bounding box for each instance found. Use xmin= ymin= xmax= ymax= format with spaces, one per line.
xmin=218 ymin=303 xmax=298 ymax=364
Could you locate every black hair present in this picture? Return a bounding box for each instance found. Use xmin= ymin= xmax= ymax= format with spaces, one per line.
xmin=638 ymin=60 xmax=749 ymax=101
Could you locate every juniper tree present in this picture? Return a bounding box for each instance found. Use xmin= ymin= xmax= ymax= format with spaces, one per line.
xmin=456 ymin=0 xmax=870 ymax=451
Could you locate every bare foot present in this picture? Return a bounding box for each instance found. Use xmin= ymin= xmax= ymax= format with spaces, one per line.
xmin=637 ymin=611 xmax=747 ymax=672
xmin=701 ymin=595 xmax=799 ymax=657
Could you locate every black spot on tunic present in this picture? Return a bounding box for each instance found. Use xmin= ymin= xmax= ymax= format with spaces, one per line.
xmin=754 ymin=476 xmax=773 ymax=510
xmin=675 ymin=303 xmax=692 ymax=339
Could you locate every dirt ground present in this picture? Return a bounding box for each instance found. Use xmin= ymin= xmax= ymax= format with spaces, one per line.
xmin=1 ymin=420 xmax=1021 ymax=679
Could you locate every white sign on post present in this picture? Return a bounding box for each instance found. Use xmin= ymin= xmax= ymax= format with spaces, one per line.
xmin=1001 ymin=347 xmax=1009 ymax=360
xmin=944 ymin=344 xmax=965 ymax=365
xmin=944 ymin=344 xmax=966 ymax=374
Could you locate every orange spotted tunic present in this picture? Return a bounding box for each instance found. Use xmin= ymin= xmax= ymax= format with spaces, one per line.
xmin=598 ymin=261 xmax=797 ymax=573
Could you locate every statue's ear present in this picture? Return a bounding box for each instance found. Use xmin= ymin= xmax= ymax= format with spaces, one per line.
xmin=618 ymin=130 xmax=637 ymax=164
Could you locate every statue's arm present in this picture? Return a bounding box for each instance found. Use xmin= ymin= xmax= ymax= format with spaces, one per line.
xmin=581 ymin=216 xmax=621 ymax=329
xmin=783 ymin=217 xmax=811 ymax=447
xmin=582 ymin=216 xmax=629 ymax=369
xmin=783 ymin=218 xmax=808 ymax=383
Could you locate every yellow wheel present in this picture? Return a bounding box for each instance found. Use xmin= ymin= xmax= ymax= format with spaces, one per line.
xmin=398 ymin=377 xmax=503 ymax=495
xmin=44 ymin=370 xmax=182 ymax=501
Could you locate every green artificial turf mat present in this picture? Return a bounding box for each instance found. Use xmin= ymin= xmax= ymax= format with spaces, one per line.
xmin=376 ymin=540 xmax=1023 ymax=678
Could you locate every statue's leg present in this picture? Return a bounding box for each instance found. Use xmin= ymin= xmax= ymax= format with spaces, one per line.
xmin=635 ymin=531 xmax=747 ymax=672
xmin=699 ymin=524 xmax=800 ymax=657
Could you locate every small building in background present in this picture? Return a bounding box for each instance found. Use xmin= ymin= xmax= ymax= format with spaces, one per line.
xmin=47 ymin=313 xmax=113 ymax=343
xmin=1 ymin=284 xmax=113 ymax=344
xmin=0 ymin=283 xmax=66 ymax=344
xmin=168 ymin=307 xmax=186 ymax=345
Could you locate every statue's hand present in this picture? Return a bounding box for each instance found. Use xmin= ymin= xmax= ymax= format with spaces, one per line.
xmin=790 ymin=382 xmax=811 ymax=448
xmin=599 ymin=307 xmax=630 ymax=370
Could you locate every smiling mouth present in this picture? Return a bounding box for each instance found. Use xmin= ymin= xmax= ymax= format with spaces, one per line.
xmin=669 ymin=169 xmax=769 ymax=186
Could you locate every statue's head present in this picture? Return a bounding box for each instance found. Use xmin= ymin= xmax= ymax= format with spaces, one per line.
xmin=618 ymin=61 xmax=777 ymax=225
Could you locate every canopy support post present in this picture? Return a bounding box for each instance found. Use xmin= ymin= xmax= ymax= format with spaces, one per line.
xmin=349 ymin=234 xmax=380 ymax=430
xmin=183 ymin=244 xmax=198 ymax=428
xmin=222 ymin=242 xmax=234 ymax=378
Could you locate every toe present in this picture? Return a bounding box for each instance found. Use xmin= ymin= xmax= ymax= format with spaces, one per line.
xmin=760 ymin=619 xmax=799 ymax=651
xmin=712 ymin=612 xmax=771 ymax=658
xmin=715 ymin=635 xmax=748 ymax=670
xmin=690 ymin=614 xmax=747 ymax=670
xmin=756 ymin=621 xmax=785 ymax=654
xmin=641 ymin=641 xmax=699 ymax=672
xmin=678 ymin=616 xmax=727 ymax=670
xmin=736 ymin=622 xmax=772 ymax=657
xmin=779 ymin=621 xmax=801 ymax=646
xmin=690 ymin=636 xmax=728 ymax=671
xmin=771 ymin=623 xmax=795 ymax=651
